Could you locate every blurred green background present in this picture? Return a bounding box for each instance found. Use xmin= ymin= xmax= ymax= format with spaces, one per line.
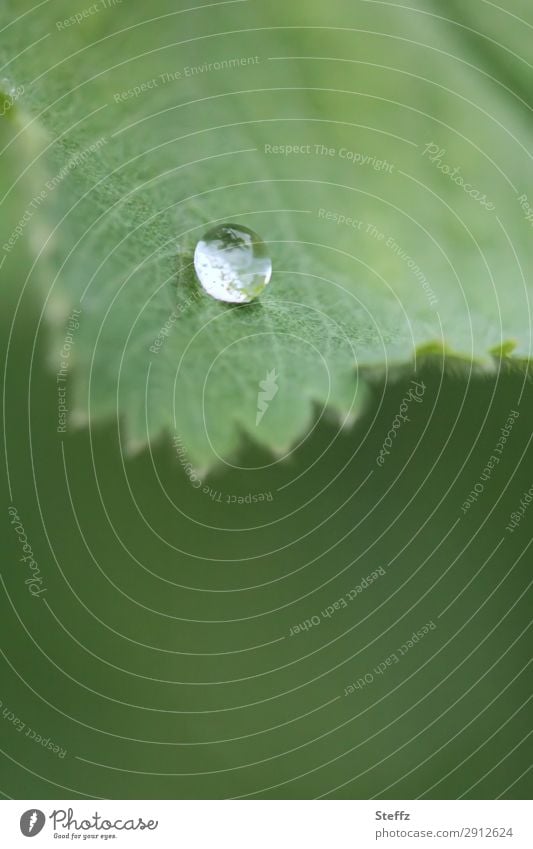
xmin=2 ymin=325 xmax=531 ymax=797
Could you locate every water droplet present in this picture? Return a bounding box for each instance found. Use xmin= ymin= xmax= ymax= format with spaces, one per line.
xmin=194 ymin=223 xmax=272 ymax=304
xmin=0 ymin=78 xmax=15 ymax=95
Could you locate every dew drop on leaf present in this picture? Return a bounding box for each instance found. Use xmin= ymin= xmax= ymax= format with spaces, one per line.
xmin=193 ymin=223 xmax=272 ymax=304
xmin=1 ymin=76 xmax=13 ymax=90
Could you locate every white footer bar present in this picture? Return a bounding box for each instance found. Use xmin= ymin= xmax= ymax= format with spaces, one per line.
xmin=0 ymin=799 xmax=531 ymax=847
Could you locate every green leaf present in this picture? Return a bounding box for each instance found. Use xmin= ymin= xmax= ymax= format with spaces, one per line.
xmin=1 ymin=0 xmax=533 ymax=465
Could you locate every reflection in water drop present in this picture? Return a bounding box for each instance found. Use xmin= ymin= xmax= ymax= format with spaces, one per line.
xmin=194 ymin=223 xmax=272 ymax=304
